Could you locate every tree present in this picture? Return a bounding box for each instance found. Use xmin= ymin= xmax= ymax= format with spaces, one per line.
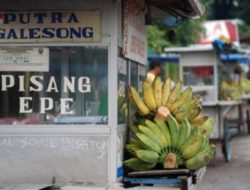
xmin=147 ymin=0 xmax=212 ymax=54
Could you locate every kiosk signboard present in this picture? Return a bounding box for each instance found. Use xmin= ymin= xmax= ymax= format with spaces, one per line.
xmin=0 ymin=11 xmax=101 ymax=43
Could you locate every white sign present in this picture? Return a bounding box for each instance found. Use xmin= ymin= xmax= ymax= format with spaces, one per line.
xmin=0 ymin=11 xmax=101 ymax=43
xmin=0 ymin=47 xmax=49 ymax=71
xmin=123 ymin=0 xmax=147 ymax=65
xmin=200 ymin=20 xmax=239 ymax=44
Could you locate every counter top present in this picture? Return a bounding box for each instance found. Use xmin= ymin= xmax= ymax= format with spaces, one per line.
xmin=202 ymin=100 xmax=242 ymax=107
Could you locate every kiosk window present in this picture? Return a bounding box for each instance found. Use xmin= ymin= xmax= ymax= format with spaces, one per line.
xmin=130 ymin=62 xmax=139 ymax=90
xmin=0 ymin=46 xmax=108 ymax=125
xmin=183 ymin=66 xmax=214 ymax=86
xmin=118 ymin=58 xmax=128 ymax=124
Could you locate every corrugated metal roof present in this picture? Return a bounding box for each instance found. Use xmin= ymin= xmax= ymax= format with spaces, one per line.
xmin=149 ymin=0 xmax=205 ymax=19
xmin=164 ymin=44 xmax=214 ymax=53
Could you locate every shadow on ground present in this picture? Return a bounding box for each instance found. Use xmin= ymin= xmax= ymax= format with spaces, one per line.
xmin=200 ymin=136 xmax=250 ymax=190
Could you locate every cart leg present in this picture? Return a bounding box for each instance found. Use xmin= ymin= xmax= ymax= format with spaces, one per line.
xmin=238 ymin=104 xmax=243 ymax=134
xmin=222 ymin=118 xmax=232 ymax=162
xmin=247 ymin=110 xmax=250 ymax=134
xmin=181 ymin=179 xmax=188 ymax=190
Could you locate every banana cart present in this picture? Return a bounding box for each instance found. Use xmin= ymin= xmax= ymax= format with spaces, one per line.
xmin=164 ymin=45 xmax=243 ymax=162
xmin=221 ymin=52 xmax=250 ymax=134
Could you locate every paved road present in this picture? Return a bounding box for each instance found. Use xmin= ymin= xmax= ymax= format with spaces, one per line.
xmin=201 ymin=136 xmax=250 ymax=190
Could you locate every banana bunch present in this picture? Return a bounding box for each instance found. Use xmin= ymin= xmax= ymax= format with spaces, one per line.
xmin=240 ymin=77 xmax=250 ymax=94
xmin=220 ymin=80 xmax=242 ymax=101
xmin=124 ymin=115 xmax=216 ymax=171
xmin=128 ymin=77 xmax=202 ymax=123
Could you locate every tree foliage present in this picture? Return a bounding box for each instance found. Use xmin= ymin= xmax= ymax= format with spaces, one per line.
xmin=147 ymin=0 xmax=212 ymax=54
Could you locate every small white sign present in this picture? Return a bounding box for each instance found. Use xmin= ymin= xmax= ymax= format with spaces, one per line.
xmin=0 ymin=47 xmax=49 ymax=72
xmin=123 ymin=0 xmax=147 ymax=65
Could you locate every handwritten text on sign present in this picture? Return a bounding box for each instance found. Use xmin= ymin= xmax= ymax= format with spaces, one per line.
xmin=123 ymin=0 xmax=147 ymax=65
xmin=0 ymin=74 xmax=91 ymax=114
xmin=0 ymin=11 xmax=101 ymax=43
xmin=0 ymin=137 xmax=107 ymax=159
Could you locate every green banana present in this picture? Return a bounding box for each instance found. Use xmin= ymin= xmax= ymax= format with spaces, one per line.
xmin=200 ymin=135 xmax=209 ymax=150
xmin=144 ymin=119 xmax=168 ymax=147
xmin=124 ymin=158 xmax=156 ymax=171
xmin=196 ymin=144 xmax=216 ymax=157
xmin=136 ymin=133 xmax=162 ymax=153
xmin=136 ymin=150 xmax=159 ymax=164
xmin=170 ymin=87 xmax=192 ymax=111
xmin=130 ymin=125 xmax=139 ymax=134
xmin=166 ymin=114 xmax=180 ymax=148
xmin=185 ymin=145 xmax=216 ymax=170
xmin=180 ymin=127 xmax=199 ymax=152
xmin=167 ymin=81 xmax=183 ymax=108
xmin=128 ymin=86 xmax=150 ymax=116
xmin=162 ymin=78 xmax=172 ymax=106
xmin=138 ymin=125 xmax=164 ymax=149
xmin=154 ymin=117 xmax=171 ymax=146
xmin=143 ymin=80 xmax=157 ymax=112
xmin=126 ymin=144 xmax=140 ymax=156
xmin=153 ymin=77 xmax=162 ymax=108
xmin=182 ymin=135 xmax=204 ymax=159
xmin=178 ymin=119 xmax=192 ymax=148
xmin=129 ymin=137 xmax=150 ymax=150
xmin=138 ymin=118 xmax=168 ymax=146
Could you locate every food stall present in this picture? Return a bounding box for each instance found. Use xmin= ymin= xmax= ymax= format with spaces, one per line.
xmin=220 ymin=52 xmax=250 ymax=134
xmin=0 ymin=0 xmax=205 ymax=188
xmin=164 ymin=45 xmax=243 ymax=162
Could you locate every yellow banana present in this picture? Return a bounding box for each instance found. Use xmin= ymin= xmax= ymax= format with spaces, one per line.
xmin=174 ymin=111 xmax=187 ymax=122
xmin=153 ymin=77 xmax=163 ymax=108
xmin=128 ymin=86 xmax=150 ymax=116
xmin=162 ymin=78 xmax=172 ymax=106
xmin=167 ymin=81 xmax=183 ymax=108
xmin=199 ymin=117 xmax=215 ymax=136
xmin=188 ymin=106 xmax=202 ymax=121
xmin=191 ymin=115 xmax=209 ymax=126
xmin=143 ymin=80 xmax=157 ymax=112
xmin=170 ymin=87 xmax=192 ymax=111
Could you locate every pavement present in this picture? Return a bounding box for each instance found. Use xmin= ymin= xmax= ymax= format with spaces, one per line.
xmin=200 ymin=135 xmax=250 ymax=190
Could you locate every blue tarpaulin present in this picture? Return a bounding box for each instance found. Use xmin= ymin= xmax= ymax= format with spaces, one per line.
xmin=220 ymin=53 xmax=250 ymax=64
xmin=148 ymin=54 xmax=180 ymax=62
